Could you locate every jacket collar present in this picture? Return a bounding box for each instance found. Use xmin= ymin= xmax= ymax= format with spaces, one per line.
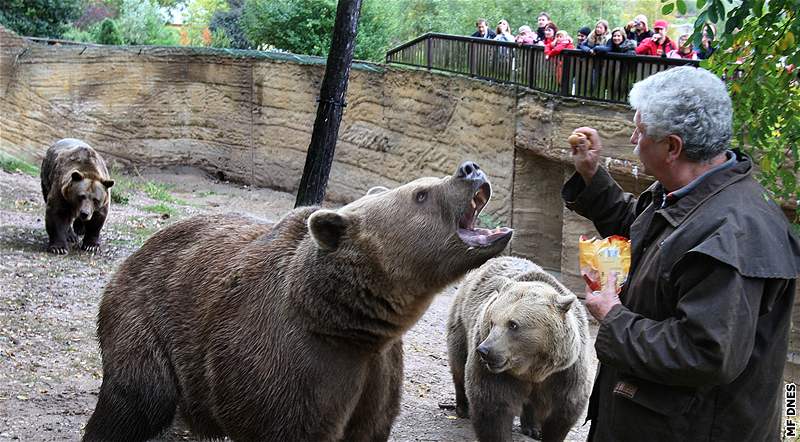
xmin=650 ymin=150 xmax=752 ymax=227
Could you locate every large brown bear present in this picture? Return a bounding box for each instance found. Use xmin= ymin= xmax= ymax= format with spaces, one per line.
xmin=40 ymin=138 xmax=114 ymax=254
xmin=447 ymin=256 xmax=591 ymax=442
xmin=83 ymin=161 xmax=513 ymax=442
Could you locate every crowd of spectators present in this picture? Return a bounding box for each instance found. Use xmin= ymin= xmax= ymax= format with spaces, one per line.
xmin=470 ymin=12 xmax=715 ymax=61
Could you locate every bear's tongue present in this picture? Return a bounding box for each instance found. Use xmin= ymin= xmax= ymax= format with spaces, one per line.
xmin=458 ymin=226 xmax=513 ymax=247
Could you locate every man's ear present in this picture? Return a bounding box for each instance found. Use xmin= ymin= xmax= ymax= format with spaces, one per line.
xmin=308 ymin=209 xmax=350 ymax=251
xmin=666 ymin=134 xmax=684 ymax=164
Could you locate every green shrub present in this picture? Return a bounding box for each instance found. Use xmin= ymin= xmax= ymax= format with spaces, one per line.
xmin=97 ymin=18 xmax=123 ymax=45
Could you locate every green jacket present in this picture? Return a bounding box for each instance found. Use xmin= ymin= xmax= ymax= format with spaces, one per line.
xmin=562 ymin=152 xmax=800 ymax=441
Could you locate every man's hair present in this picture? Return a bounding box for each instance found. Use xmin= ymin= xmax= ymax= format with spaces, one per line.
xmin=476 ymin=18 xmax=488 ymax=26
xmin=629 ymin=66 xmax=732 ymax=161
xmin=538 ymin=12 xmax=550 ymax=20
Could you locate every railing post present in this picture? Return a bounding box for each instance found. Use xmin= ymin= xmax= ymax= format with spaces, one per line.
xmin=528 ymin=47 xmax=535 ymax=89
xmin=560 ymin=55 xmax=571 ymax=97
xmin=426 ymin=36 xmax=432 ymax=70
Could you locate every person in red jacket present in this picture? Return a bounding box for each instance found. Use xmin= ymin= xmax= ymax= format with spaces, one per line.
xmin=539 ymin=22 xmax=558 ymax=49
xmin=545 ymin=30 xmax=574 ymax=58
xmin=635 ymin=19 xmax=675 ymax=57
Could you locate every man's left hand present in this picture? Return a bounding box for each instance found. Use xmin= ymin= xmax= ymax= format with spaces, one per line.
xmin=583 ymin=273 xmax=622 ymax=321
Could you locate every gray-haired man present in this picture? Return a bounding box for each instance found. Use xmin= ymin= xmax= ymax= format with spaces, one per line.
xmin=564 ymin=66 xmax=800 ymax=441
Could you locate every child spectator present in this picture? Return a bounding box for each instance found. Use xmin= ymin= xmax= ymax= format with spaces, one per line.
xmin=515 ymin=25 xmax=537 ymax=45
xmin=472 ymin=18 xmax=496 ymax=39
xmin=536 ymin=12 xmax=551 ymax=42
xmin=668 ymin=34 xmax=698 ymax=59
xmin=579 ymin=19 xmax=610 ymax=54
xmin=625 ymin=14 xmax=653 ymax=45
xmin=576 ymin=27 xmax=591 ymax=46
xmin=635 ymin=19 xmax=675 ymax=57
xmin=494 ymin=19 xmax=515 ymax=42
xmin=595 ymin=28 xmax=637 ymax=54
xmin=545 ymin=30 xmax=574 ymax=58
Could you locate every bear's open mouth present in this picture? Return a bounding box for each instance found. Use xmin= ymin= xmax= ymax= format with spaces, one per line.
xmin=457 ymin=182 xmax=512 ymax=248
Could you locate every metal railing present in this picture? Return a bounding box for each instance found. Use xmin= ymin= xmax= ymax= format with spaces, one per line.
xmin=386 ymin=33 xmax=700 ymax=104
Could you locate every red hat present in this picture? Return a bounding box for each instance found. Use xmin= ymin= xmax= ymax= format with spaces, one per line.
xmin=653 ymin=20 xmax=668 ymax=30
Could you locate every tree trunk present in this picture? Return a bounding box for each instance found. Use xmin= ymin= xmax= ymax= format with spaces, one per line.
xmin=294 ymin=0 xmax=362 ymax=208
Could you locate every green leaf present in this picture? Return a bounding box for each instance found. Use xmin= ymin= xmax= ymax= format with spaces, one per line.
xmin=753 ymin=0 xmax=765 ymax=17
xmin=662 ymin=3 xmax=675 ymax=14
xmin=677 ymin=0 xmax=687 ymax=15
xmin=708 ymin=4 xmax=718 ymax=22
xmin=697 ymin=0 xmax=707 ymax=9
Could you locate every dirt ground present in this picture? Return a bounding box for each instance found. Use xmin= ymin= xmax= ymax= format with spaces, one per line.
xmin=0 ymin=166 xmax=596 ymax=441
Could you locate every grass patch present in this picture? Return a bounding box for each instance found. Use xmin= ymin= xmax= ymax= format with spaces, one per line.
xmin=142 ymin=203 xmax=178 ymax=217
xmin=0 ymin=152 xmax=39 ymax=177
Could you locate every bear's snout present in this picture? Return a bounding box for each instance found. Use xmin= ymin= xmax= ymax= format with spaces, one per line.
xmin=476 ymin=343 xmax=491 ymax=360
xmin=457 ymin=161 xmax=485 ymax=181
xmin=80 ymin=210 xmax=92 ymax=221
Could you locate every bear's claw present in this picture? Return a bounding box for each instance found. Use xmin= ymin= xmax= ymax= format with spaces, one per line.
xmin=82 ymin=243 xmax=100 ymax=253
xmin=48 ymin=246 xmax=69 ymax=255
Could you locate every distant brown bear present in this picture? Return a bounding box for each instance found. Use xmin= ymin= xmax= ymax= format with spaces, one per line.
xmin=40 ymin=138 xmax=114 ymax=254
xmin=83 ymin=161 xmax=513 ymax=442
xmin=447 ymin=256 xmax=591 ymax=442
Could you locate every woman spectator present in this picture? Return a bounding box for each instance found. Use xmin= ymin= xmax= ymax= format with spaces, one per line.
xmin=536 ymin=12 xmax=551 ymax=42
xmin=494 ymin=19 xmax=515 ymax=42
xmin=668 ymin=34 xmax=698 ymax=59
xmin=579 ymin=19 xmax=610 ymax=54
xmin=625 ymin=14 xmax=653 ymax=45
xmin=595 ymin=28 xmax=637 ymax=54
xmin=696 ymin=24 xmax=716 ymax=59
xmin=635 ymin=19 xmax=675 ymax=57
xmin=515 ymin=25 xmax=537 ymax=45
xmin=540 ymin=22 xmax=558 ymax=48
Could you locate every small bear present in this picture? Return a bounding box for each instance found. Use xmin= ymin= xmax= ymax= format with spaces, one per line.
xmin=40 ymin=138 xmax=114 ymax=254
xmin=447 ymin=256 xmax=591 ymax=442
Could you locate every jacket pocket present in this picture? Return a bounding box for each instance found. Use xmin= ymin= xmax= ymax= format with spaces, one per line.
xmin=610 ymin=377 xmax=696 ymax=440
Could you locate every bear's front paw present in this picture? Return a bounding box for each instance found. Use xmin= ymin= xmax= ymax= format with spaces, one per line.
xmin=81 ymin=242 xmax=101 ymax=253
xmin=48 ymin=244 xmax=69 ymax=255
xmin=520 ymin=425 xmax=542 ymax=440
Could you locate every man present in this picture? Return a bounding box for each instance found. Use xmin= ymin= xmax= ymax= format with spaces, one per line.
xmin=576 ymin=26 xmax=591 ymax=46
xmin=536 ymin=12 xmax=551 ymax=42
xmin=625 ymin=15 xmax=653 ymax=44
xmin=562 ymin=66 xmax=800 ymax=441
xmin=635 ymin=19 xmax=675 ymax=56
xmin=471 ymin=18 xmax=496 ymax=39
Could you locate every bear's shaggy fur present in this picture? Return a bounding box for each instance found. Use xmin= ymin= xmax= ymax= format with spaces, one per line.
xmin=447 ymin=256 xmax=591 ymax=442
xmin=83 ymin=162 xmax=512 ymax=442
xmin=40 ymin=138 xmax=114 ymax=254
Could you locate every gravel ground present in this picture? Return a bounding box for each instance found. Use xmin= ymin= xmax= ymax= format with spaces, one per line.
xmin=0 ymin=166 xmax=596 ymax=441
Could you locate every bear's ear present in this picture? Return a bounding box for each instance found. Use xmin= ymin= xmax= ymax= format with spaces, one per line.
xmin=71 ymin=170 xmax=84 ymax=182
xmin=102 ymin=179 xmax=115 ymax=189
xmin=555 ymin=293 xmax=576 ymax=313
xmin=308 ymin=209 xmax=350 ymax=251
xmin=365 ymin=186 xmax=389 ymax=196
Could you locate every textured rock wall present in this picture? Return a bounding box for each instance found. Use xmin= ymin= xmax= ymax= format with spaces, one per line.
xmin=0 ymin=34 xmax=515 ymax=223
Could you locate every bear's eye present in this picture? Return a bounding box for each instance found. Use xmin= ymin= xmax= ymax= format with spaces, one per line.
xmin=507 ymin=320 xmax=519 ymax=331
xmin=415 ymin=190 xmax=428 ymax=203
xmin=80 ymin=195 xmax=88 ymax=200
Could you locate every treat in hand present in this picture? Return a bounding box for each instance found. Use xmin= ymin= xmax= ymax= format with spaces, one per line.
xmin=568 ymin=131 xmax=590 ymax=148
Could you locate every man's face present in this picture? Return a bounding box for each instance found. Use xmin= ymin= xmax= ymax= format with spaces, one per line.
xmin=477 ymin=22 xmax=487 ymax=35
xmin=631 ymin=111 xmax=667 ymax=177
xmin=577 ymin=34 xmax=586 ymax=43
xmin=538 ymin=16 xmax=548 ymax=27
xmin=635 ymin=21 xmax=644 ymax=31
xmin=653 ymin=27 xmax=665 ymax=37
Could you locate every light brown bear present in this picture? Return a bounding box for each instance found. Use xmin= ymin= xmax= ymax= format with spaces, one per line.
xmin=40 ymin=138 xmax=114 ymax=254
xmin=447 ymin=256 xmax=591 ymax=442
xmin=83 ymin=161 xmax=513 ymax=442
